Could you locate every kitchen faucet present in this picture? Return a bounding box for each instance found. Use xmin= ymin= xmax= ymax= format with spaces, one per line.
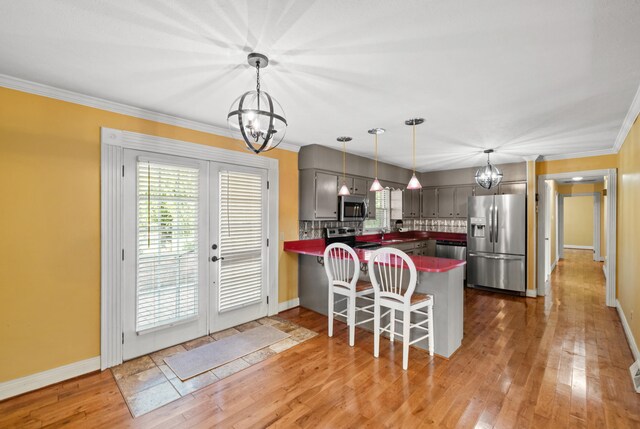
xmin=380 ymin=228 xmax=389 ymax=241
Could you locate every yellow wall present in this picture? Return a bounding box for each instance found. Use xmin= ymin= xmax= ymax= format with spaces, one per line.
xmin=618 ymin=113 xmax=640 ymax=351
xmin=563 ymin=196 xmax=594 ymax=247
xmin=0 ymin=87 xmax=299 ymax=382
xmin=557 ymin=182 xmax=606 ymax=257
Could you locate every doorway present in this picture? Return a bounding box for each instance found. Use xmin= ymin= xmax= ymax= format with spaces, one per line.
xmin=101 ymin=128 xmax=279 ymax=369
xmin=536 ymin=169 xmax=616 ymax=306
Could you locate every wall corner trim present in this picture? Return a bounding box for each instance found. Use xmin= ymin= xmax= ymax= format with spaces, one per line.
xmin=0 ymin=357 xmax=100 ymax=401
xmin=0 ymin=73 xmax=301 ymax=153
xmin=616 ymin=300 xmax=640 ymax=363
xmin=613 ymin=82 xmax=640 ymax=152
xmin=278 ymin=298 xmax=300 ymax=312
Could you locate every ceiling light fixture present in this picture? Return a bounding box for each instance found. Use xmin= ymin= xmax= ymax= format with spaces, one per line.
xmin=368 ymin=128 xmax=385 ymax=192
xmin=475 ymin=149 xmax=503 ymax=189
xmin=572 ymin=176 xmax=583 ymax=181
xmin=337 ymin=136 xmax=352 ymax=196
xmin=405 ymin=118 xmax=424 ymax=190
xmin=227 ymin=53 xmax=287 ymax=154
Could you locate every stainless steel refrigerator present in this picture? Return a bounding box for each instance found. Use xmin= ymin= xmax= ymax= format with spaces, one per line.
xmin=467 ymin=194 xmax=526 ymax=294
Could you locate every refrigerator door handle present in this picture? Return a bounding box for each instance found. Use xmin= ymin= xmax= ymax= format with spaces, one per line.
xmin=494 ymin=206 xmax=499 ymax=243
xmin=488 ymin=205 xmax=493 ymax=243
xmin=468 ymin=252 xmax=523 ymax=261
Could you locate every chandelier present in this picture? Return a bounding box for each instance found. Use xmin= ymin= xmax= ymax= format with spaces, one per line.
xmin=337 ymin=137 xmax=352 ymax=196
xmin=368 ymin=128 xmax=385 ymax=191
xmin=475 ymin=149 xmax=503 ymax=189
xmin=227 ymin=53 xmax=287 ymax=154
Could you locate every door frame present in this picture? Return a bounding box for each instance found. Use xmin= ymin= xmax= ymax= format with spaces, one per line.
xmin=536 ymin=169 xmax=617 ymax=307
xmin=100 ymin=127 xmax=280 ymax=370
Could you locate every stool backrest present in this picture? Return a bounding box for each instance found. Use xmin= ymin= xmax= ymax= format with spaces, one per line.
xmin=367 ymin=247 xmax=417 ymax=304
xmin=324 ymin=243 xmax=360 ymax=291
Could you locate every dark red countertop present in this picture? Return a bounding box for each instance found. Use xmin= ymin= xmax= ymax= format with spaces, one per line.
xmin=283 ymin=232 xmax=466 ymax=273
xmin=357 ymin=230 xmax=467 ymax=244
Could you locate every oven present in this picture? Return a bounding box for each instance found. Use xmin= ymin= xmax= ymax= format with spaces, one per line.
xmin=339 ymin=195 xmax=368 ymax=221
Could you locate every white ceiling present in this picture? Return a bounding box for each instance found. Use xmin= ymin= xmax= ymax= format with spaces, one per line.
xmin=1 ymin=0 xmax=639 ymax=171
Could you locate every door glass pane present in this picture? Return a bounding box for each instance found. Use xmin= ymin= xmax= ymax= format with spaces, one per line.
xmin=136 ymin=161 xmax=200 ymax=331
xmin=219 ymin=170 xmax=264 ymax=312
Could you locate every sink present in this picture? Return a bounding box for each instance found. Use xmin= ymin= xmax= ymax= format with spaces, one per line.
xmin=381 ymin=239 xmax=405 ymax=243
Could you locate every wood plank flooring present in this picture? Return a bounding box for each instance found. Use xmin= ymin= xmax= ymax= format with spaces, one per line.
xmin=1 ymin=249 xmax=638 ymax=428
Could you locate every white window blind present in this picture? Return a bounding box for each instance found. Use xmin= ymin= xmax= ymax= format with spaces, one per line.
xmin=136 ymin=161 xmax=200 ymax=332
xmin=364 ymin=189 xmax=391 ymax=230
xmin=219 ymin=170 xmax=265 ymax=312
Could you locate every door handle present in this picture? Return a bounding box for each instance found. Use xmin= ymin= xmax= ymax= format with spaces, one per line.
xmin=211 ymin=256 xmax=225 ymax=262
xmin=494 ymin=207 xmax=499 ymax=243
xmin=488 ymin=205 xmax=493 ymax=243
xmin=468 ymin=252 xmax=522 ymax=261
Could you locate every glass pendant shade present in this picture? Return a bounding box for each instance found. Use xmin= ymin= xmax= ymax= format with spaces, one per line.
xmin=407 ymin=173 xmax=422 ymax=190
xmin=475 ymin=150 xmax=503 ymax=189
xmin=338 ymin=183 xmax=351 ymax=196
xmin=369 ymin=178 xmax=383 ymax=192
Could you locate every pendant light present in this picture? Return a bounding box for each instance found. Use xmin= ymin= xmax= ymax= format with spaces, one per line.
xmin=337 ymin=137 xmax=352 ymax=196
xmin=227 ymin=53 xmax=288 ymax=154
xmin=405 ymin=118 xmax=424 ymax=189
xmin=368 ymin=128 xmax=385 ymax=191
xmin=475 ymin=149 xmax=503 ymax=189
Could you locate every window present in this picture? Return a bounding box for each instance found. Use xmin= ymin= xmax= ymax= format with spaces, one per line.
xmin=364 ymin=189 xmax=391 ymax=231
xmin=136 ymin=161 xmax=200 ymax=332
xmin=218 ymin=170 xmax=265 ymax=312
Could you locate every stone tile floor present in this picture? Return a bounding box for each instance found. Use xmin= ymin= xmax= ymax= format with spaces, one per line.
xmin=111 ymin=316 xmax=318 ymax=417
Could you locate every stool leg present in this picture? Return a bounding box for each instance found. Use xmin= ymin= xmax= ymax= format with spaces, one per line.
xmin=402 ymin=309 xmax=410 ymax=370
xmin=328 ymin=288 xmax=334 ymax=338
xmin=428 ymin=303 xmax=434 ymax=356
xmin=348 ymin=295 xmax=356 ymax=347
xmin=374 ymin=302 xmax=380 ymax=358
xmin=389 ymin=309 xmax=395 ymax=342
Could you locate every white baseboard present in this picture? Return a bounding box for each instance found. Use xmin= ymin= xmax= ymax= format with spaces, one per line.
xmin=0 ymin=356 xmax=100 ymax=401
xmin=563 ymin=245 xmax=594 ymax=250
xmin=278 ymin=298 xmax=300 ymax=312
xmin=526 ymin=289 xmax=537 ymax=298
xmin=616 ymin=300 xmax=640 ymax=363
xmin=603 ymin=264 xmax=608 ymax=279
xmin=551 ymin=258 xmax=558 ymax=273
xmin=596 ymin=256 xmax=606 ymax=262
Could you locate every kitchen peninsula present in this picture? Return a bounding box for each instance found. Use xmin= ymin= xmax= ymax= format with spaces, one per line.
xmin=284 ymin=231 xmax=466 ymax=358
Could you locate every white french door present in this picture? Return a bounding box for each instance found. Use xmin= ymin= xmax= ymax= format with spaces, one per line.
xmin=211 ymin=165 xmax=269 ymax=331
xmin=122 ymin=150 xmax=268 ymax=360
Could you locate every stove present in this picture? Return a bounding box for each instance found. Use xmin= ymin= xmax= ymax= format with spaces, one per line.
xmin=325 ymin=228 xmax=381 ymax=250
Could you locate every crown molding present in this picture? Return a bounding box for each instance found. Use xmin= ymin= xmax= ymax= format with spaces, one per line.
xmin=0 ymin=73 xmax=301 ymax=153
xmin=613 ymin=82 xmax=640 ymax=153
xmin=539 ymin=148 xmax=618 ymax=161
xmin=522 ymin=155 xmax=541 ymax=162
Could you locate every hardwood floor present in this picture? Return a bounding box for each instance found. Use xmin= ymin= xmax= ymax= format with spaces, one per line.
xmin=1 ymin=249 xmax=638 ymax=428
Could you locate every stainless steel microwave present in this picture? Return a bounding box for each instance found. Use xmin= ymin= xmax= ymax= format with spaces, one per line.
xmin=339 ymin=195 xmax=368 ymax=221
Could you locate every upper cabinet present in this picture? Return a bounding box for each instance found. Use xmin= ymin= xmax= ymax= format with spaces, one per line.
xmin=403 ymin=188 xmax=421 ymax=218
xmin=437 ymin=187 xmax=456 ymax=218
xmin=422 ymin=186 xmax=473 ymax=219
xmin=366 ymin=180 xmax=377 ymax=220
xmin=499 ymin=182 xmax=527 ymax=195
xmin=299 ymin=170 xmax=339 ymax=220
xmin=474 ymin=185 xmax=498 ymax=196
xmin=351 ymin=177 xmax=367 ymax=196
xmin=454 ymin=186 xmax=474 ymax=218
xmin=422 ymin=188 xmax=438 ymax=218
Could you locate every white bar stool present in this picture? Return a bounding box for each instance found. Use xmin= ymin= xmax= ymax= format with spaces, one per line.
xmin=324 ymin=243 xmax=375 ymax=346
xmin=368 ymin=247 xmax=434 ymax=370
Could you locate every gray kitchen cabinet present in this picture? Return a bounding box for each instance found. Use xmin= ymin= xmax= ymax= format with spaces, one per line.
xmin=351 ymin=177 xmax=367 ymax=196
xmin=299 ymin=170 xmax=338 ymax=220
xmin=454 ymin=186 xmax=473 ymax=218
xmin=474 ymin=185 xmax=498 ymax=196
xmin=403 ymin=188 xmax=421 ymax=218
xmin=499 ymin=182 xmax=527 ymax=195
xmin=366 ymin=181 xmax=377 ymax=220
xmin=422 ymin=188 xmax=438 ymax=218
xmin=438 ymin=187 xmax=456 ymax=218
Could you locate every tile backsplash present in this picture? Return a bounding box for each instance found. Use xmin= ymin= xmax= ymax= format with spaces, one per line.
xmin=298 ymin=219 xmax=467 ymax=239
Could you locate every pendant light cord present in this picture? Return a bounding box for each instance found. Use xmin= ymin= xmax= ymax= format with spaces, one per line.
xmin=374 ymin=133 xmax=378 ymax=178
xmin=412 ymin=124 xmax=416 ymax=174
xmin=342 ymin=140 xmax=346 ymax=182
